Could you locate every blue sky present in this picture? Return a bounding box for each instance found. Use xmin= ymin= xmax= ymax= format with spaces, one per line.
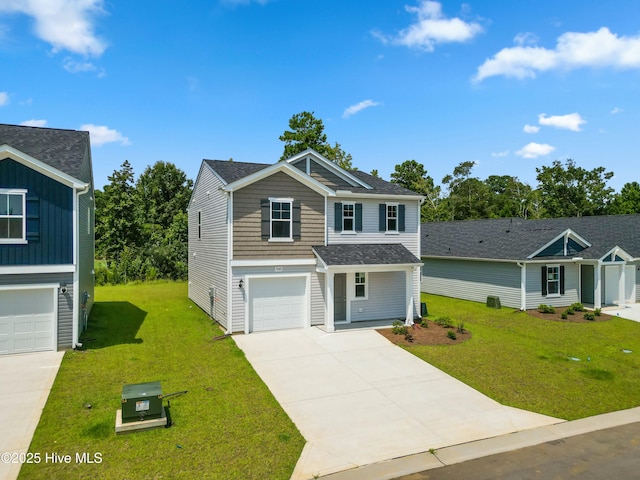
xmin=1 ymin=1 xmax=640 ymax=191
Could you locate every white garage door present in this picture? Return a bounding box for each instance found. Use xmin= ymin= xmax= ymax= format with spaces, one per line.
xmin=0 ymin=288 xmax=55 ymax=355
xmin=249 ymin=276 xmax=307 ymax=332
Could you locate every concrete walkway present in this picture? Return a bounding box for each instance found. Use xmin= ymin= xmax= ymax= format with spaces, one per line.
xmin=604 ymin=303 xmax=640 ymax=322
xmin=0 ymin=351 xmax=64 ymax=480
xmin=233 ymin=327 xmax=562 ymax=480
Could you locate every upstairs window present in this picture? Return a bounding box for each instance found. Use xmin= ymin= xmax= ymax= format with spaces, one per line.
xmin=0 ymin=189 xmax=26 ymax=242
xmin=271 ymin=199 xmax=292 ymax=240
xmin=386 ymin=204 xmax=398 ymax=232
xmin=343 ymin=203 xmax=354 ymax=232
xmin=379 ymin=203 xmax=406 ymax=233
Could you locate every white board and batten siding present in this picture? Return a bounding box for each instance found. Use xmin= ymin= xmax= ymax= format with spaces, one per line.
xmin=188 ymin=165 xmax=229 ymax=329
xmin=231 ymin=265 xmax=324 ymax=333
xmin=422 ymin=258 xmax=522 ymax=309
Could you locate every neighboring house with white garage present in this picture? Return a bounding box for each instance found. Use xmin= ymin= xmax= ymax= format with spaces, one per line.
xmin=0 ymin=124 xmax=95 ymax=355
xmin=421 ymin=215 xmax=640 ymax=310
xmin=188 ymin=149 xmax=423 ymax=333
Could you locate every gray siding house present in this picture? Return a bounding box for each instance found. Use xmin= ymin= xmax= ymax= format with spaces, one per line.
xmin=0 ymin=124 xmax=95 ymax=354
xmin=421 ymin=216 xmax=640 ymax=310
xmin=189 ymin=149 xmax=423 ymax=333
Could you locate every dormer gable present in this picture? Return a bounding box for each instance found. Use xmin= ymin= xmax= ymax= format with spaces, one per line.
xmin=285 ymin=149 xmax=372 ymax=191
xmin=527 ymin=228 xmax=591 ymax=259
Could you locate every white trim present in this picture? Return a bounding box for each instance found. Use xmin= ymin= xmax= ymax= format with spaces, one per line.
xmin=269 ymin=197 xmax=293 ymax=241
xmin=0 ymin=188 xmax=27 ymax=243
xmin=354 ymin=272 xmax=368 ymax=300
xmin=316 ymin=262 xmax=422 ymax=274
xmin=527 ymin=228 xmax=591 ymax=259
xmin=223 ymin=161 xmax=335 ymax=197
xmin=230 ymin=258 xmax=317 ymax=267
xmin=335 ymin=191 xmax=424 ymax=202
xmin=600 ymin=246 xmax=634 ymax=263
xmin=0 ymin=145 xmax=87 ymax=189
xmin=385 ymin=202 xmax=399 ymax=233
xmin=0 ymin=264 xmax=75 ymax=274
xmin=0 ymin=283 xmax=59 ymax=353
xmin=227 ymin=191 xmax=233 ymax=333
xmin=244 ymin=273 xmax=311 ymax=333
xmin=285 ymin=148 xmax=372 ymax=189
xmin=545 ymin=263 xmax=561 ymax=297
xmin=341 ymin=201 xmax=356 ymax=233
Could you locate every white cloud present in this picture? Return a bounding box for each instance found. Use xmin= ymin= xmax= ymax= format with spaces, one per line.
xmin=538 ymin=113 xmax=586 ymax=132
xmin=20 ymin=119 xmax=47 ymax=127
xmin=63 ymin=58 xmax=97 ymax=73
xmin=343 ymin=99 xmax=380 ymax=118
xmin=0 ymin=91 xmax=8 ymax=106
xmin=523 ymin=124 xmax=540 ymax=133
xmin=80 ymin=124 xmax=130 ymax=146
xmin=0 ymin=0 xmax=107 ymax=56
xmin=611 ymin=107 xmax=623 ymax=114
xmin=491 ymin=151 xmax=509 ymax=158
xmin=514 ymin=32 xmax=538 ymax=46
xmin=375 ymin=0 xmax=483 ymax=51
xmin=474 ymin=27 xmax=640 ymax=82
xmin=516 ymin=142 xmax=555 ymax=159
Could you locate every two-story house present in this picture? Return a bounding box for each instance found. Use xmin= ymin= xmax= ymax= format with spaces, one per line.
xmin=0 ymin=124 xmax=95 ymax=355
xmin=188 ymin=149 xmax=423 ymax=333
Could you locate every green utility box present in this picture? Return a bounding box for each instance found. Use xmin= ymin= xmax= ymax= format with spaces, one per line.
xmin=121 ymin=381 xmax=163 ymax=423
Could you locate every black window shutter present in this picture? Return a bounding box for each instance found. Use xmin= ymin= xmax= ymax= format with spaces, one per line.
xmin=398 ymin=204 xmax=406 ymax=232
xmin=260 ymin=199 xmax=270 ymax=239
xmin=560 ymin=265 xmax=565 ymax=295
xmin=541 ymin=266 xmax=547 ymax=296
xmin=26 ymin=193 xmax=40 ymax=241
xmin=379 ymin=204 xmax=386 ymax=231
xmin=334 ymin=202 xmax=342 ymax=232
xmin=292 ymin=200 xmax=301 ymax=239
xmin=355 ymin=203 xmax=363 ymax=232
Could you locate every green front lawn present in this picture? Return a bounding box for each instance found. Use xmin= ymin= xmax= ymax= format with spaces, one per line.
xmin=409 ymin=294 xmax=640 ymax=420
xmin=20 ymin=282 xmax=304 ymax=480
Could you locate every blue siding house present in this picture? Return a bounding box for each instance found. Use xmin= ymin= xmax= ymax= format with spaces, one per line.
xmin=0 ymin=124 xmax=95 ymax=355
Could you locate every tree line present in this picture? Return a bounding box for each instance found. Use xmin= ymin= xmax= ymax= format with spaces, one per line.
xmin=94 ymin=111 xmax=640 ymax=284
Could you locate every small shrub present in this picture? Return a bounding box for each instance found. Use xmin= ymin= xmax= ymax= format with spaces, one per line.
xmin=420 ymin=319 xmax=429 ymax=328
xmin=434 ymin=316 xmax=453 ymax=328
xmin=456 ymin=321 xmax=465 ymax=333
xmin=571 ymin=302 xmax=585 ymax=312
xmin=561 ymin=310 xmax=568 ymax=320
xmin=392 ymin=320 xmax=408 ymax=335
xmin=584 ymin=313 xmax=596 ymax=321
xmin=538 ymin=304 xmax=556 ymax=314
xmin=404 ymin=331 xmax=414 ymax=342
xmin=447 ymin=330 xmax=457 ymax=340
xmin=567 ymin=307 xmax=575 ymax=315
xmin=594 ymin=308 xmax=602 ymax=316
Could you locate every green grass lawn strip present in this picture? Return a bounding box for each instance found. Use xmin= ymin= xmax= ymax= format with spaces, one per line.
xmin=20 ymin=282 xmax=304 ymax=480
xmin=408 ymin=294 xmax=640 ymax=420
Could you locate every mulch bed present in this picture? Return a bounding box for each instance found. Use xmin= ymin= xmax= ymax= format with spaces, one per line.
xmin=378 ymin=322 xmax=471 ymax=346
xmin=525 ymin=308 xmax=613 ymax=323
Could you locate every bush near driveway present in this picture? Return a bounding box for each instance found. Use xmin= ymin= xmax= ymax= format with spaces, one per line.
xmin=20 ymin=282 xmax=304 ymax=480
xmin=409 ymin=294 xmax=640 ymax=421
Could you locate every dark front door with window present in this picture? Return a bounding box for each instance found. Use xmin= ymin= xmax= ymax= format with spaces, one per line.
xmin=334 ymin=273 xmax=346 ymax=322
xmin=581 ymin=264 xmax=595 ymax=305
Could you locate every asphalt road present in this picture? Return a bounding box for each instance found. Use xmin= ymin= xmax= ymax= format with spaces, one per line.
xmin=395 ymin=422 xmax=640 ymax=480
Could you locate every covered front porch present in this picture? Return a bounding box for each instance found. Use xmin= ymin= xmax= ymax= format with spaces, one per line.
xmin=579 ymin=248 xmax=638 ymax=309
xmin=312 ymin=244 xmax=422 ymax=333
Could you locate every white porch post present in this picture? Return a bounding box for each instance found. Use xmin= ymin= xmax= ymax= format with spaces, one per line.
xmin=326 ymin=271 xmax=335 ymax=332
xmin=594 ymin=262 xmax=602 ymax=309
xmin=405 ymin=268 xmax=414 ymax=326
xmin=618 ymin=264 xmax=626 ymax=306
xmin=520 ymin=263 xmax=527 ymax=311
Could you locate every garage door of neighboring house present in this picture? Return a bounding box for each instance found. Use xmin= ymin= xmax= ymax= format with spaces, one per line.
xmin=249 ymin=276 xmax=307 ymax=332
xmin=0 ymin=287 xmax=56 ymax=355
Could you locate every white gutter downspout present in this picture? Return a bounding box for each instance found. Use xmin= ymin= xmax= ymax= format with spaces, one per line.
xmin=226 ymin=190 xmax=233 ymax=335
xmin=517 ymin=262 xmax=526 ymax=311
xmin=73 ymin=183 xmax=90 ymax=349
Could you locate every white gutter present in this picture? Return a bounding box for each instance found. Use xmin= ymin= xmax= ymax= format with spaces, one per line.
xmin=72 ymin=183 xmax=91 ymax=349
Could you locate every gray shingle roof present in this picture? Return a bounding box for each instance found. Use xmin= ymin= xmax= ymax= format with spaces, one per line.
xmin=313 ymin=243 xmax=421 ymax=266
xmin=203 ymin=159 xmax=270 ymax=184
xmin=421 ymin=215 xmax=640 ymax=261
xmin=203 ymin=158 xmax=421 ymax=197
xmin=0 ymin=124 xmax=90 ymax=180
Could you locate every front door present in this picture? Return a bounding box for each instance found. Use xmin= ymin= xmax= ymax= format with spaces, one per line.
xmin=580 ymin=264 xmax=594 ymax=305
xmin=334 ymin=273 xmax=346 ymax=322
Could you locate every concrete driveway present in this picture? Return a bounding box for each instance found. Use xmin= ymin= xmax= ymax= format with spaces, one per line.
xmin=233 ymin=327 xmax=562 ymax=480
xmin=0 ymin=352 xmax=64 ymax=480
xmin=604 ymin=303 xmax=640 ymax=322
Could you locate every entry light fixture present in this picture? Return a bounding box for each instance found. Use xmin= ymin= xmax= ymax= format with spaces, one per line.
xmin=60 ymin=282 xmax=68 ymax=294
xmin=239 ymin=279 xmax=244 ymax=289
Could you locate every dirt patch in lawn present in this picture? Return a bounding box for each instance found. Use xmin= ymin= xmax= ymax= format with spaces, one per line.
xmin=378 ymin=322 xmax=471 ymax=346
xmin=525 ymin=309 xmax=613 ymax=323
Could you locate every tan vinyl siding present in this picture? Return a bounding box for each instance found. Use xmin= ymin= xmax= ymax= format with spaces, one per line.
xmin=328 ymin=198 xmax=421 ymax=257
xmin=233 ymin=171 xmax=324 ymax=259
xmin=422 ymin=258 xmax=522 ymax=308
xmin=188 ymin=165 xmax=229 ymax=329
xmin=290 ymin=158 xmax=353 ymax=189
